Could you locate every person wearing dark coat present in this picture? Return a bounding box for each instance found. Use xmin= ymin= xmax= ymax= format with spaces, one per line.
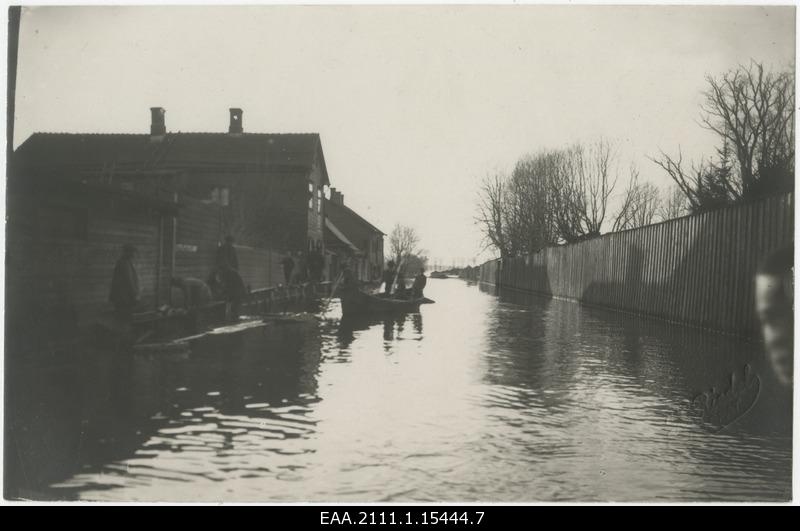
xmin=281 ymin=253 xmax=296 ymax=285
xmin=412 ymin=268 xmax=428 ymax=299
xmin=215 ymin=235 xmax=247 ymax=319
xmin=217 ymin=235 xmax=239 ymax=271
xmin=340 ymin=260 xmax=358 ymax=293
xmin=109 ymin=244 xmax=140 ymax=320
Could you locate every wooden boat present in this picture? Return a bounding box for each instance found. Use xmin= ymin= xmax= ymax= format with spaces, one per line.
xmin=339 ymin=289 xmax=434 ymax=318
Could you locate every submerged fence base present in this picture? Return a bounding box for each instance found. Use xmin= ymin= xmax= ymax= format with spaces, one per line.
xmin=478 ymin=193 xmax=793 ymax=338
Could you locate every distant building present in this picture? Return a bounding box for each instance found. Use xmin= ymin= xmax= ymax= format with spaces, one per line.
xmin=324 ymin=188 xmax=384 ymax=282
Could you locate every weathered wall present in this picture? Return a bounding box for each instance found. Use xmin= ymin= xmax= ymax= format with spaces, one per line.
xmin=173 ymin=196 xmax=221 ymax=284
xmin=478 ymin=193 xmax=794 ymax=337
xmin=182 ymin=170 xmax=310 ymax=253
xmin=174 ymin=195 xmax=285 ymax=290
xmin=5 ymin=190 xmax=166 ymax=343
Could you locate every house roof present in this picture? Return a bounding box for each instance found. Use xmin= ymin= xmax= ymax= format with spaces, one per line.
xmin=324 ymin=198 xmax=384 ymax=236
xmin=324 ymin=218 xmax=362 ymax=255
xmin=13 ymin=132 xmax=330 ymax=184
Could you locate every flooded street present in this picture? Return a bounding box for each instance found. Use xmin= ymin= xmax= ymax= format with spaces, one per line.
xmin=5 ymin=279 xmax=792 ymax=502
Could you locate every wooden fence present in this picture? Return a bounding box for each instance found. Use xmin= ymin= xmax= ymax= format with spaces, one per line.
xmin=478 ymin=193 xmax=794 ymax=337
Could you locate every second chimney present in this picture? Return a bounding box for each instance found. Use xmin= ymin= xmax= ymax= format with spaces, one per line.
xmin=150 ymin=107 xmax=166 ymax=139
xmin=329 ymin=187 xmax=344 ymax=205
xmin=229 ymin=108 xmax=243 ymax=135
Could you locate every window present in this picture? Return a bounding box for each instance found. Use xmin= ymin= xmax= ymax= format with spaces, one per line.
xmin=317 ymin=188 xmax=323 ymax=213
xmin=211 ymin=187 xmax=230 ymax=206
xmin=308 ymin=182 xmax=314 ymax=210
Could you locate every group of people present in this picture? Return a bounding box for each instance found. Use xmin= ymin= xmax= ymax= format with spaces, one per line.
xmin=381 ymin=260 xmax=427 ymax=299
xmin=109 ymin=235 xmax=247 ymax=326
xmin=280 ymin=244 xmax=326 ymax=286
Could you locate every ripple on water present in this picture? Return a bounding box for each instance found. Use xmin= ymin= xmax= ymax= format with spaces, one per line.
xmin=23 ymin=281 xmax=793 ymax=502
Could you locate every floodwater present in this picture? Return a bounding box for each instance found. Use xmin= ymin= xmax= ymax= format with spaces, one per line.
xmin=4 ymin=279 xmax=793 ymax=502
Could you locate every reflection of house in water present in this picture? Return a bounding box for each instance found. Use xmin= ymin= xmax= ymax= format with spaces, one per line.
xmin=5 ymin=321 xmax=326 ymax=500
xmin=324 ymin=188 xmax=384 ymax=282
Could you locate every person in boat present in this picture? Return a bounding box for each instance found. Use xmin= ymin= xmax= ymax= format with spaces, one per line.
xmin=755 ymin=246 xmax=793 ymax=387
xmin=340 ymin=260 xmax=358 ymax=293
xmin=109 ymin=244 xmax=140 ymax=321
xmin=281 ymin=252 xmax=295 ymax=285
xmin=412 ymin=267 xmax=428 ymax=299
xmin=395 ymin=268 xmax=408 ymax=299
xmin=382 ymin=260 xmax=397 ymax=295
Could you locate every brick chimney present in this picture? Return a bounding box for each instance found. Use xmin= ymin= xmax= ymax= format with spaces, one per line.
xmin=229 ymin=108 xmax=243 ymax=135
xmin=150 ymin=107 xmax=166 ymax=140
xmin=329 ymin=187 xmax=344 ymax=205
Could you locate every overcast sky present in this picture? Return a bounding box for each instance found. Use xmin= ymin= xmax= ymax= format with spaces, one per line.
xmin=12 ymin=5 xmax=795 ymax=265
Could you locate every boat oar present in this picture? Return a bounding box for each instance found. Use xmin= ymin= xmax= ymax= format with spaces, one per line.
xmin=390 ymin=255 xmax=408 ymax=296
xmin=320 ymin=270 xmax=345 ymax=315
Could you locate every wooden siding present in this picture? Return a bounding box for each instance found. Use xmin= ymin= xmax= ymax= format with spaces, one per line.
xmin=174 ymin=196 xmax=285 ymax=290
xmin=6 ymin=191 xmax=165 ymax=335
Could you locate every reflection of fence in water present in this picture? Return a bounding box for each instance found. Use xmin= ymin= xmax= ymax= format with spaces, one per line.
xmin=478 ymin=193 xmax=794 ymax=337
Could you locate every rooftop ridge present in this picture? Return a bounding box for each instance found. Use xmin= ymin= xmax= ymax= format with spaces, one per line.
xmin=27 ymin=131 xmax=321 ymax=137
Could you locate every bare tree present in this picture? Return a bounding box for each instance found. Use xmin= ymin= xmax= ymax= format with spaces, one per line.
xmin=701 ymin=61 xmax=795 ymax=197
xmin=579 ymin=139 xmax=618 ymax=236
xmin=548 ymin=149 xmax=584 ymax=243
xmin=612 ymin=166 xmax=661 ymax=231
xmin=403 ymin=253 xmax=428 ymax=276
xmin=651 ymin=148 xmax=737 ymax=213
xmin=658 ymin=184 xmax=689 ymax=222
xmin=388 ymin=224 xmax=421 ymax=265
xmin=655 ymin=62 xmax=795 ymax=211
xmin=475 ymin=172 xmax=512 ymax=258
xmin=478 ymin=141 xmax=626 ymax=256
xmin=508 ymin=152 xmax=559 ymax=253
xmin=551 ymin=140 xmax=619 ymax=242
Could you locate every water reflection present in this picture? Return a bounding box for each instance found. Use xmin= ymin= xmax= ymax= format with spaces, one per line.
xmin=4 ymin=280 xmax=792 ymax=502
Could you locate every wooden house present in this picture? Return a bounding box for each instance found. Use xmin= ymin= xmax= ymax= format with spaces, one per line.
xmin=11 ymin=108 xmax=330 ymax=291
xmin=324 ymin=188 xmax=384 ymax=282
